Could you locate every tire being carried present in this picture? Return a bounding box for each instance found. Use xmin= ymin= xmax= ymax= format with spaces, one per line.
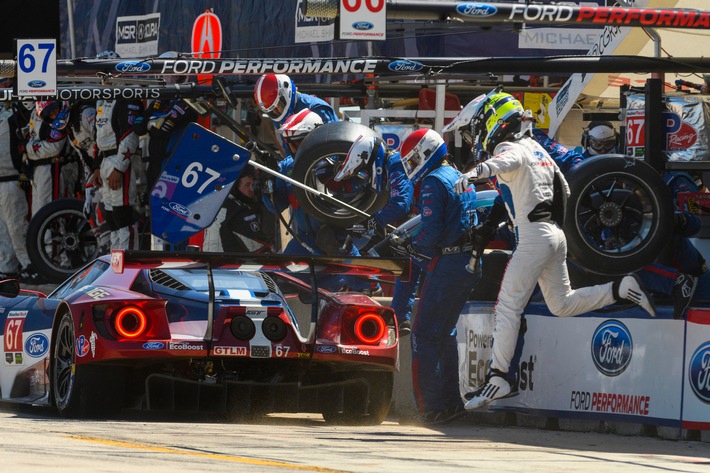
xmin=563 ymin=154 xmax=674 ymax=276
xmin=292 ymin=121 xmax=388 ymax=228
xmin=27 ymin=198 xmax=99 ymax=284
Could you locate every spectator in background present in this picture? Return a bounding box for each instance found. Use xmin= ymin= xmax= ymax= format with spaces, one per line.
xmin=22 ymin=100 xmax=68 ymax=216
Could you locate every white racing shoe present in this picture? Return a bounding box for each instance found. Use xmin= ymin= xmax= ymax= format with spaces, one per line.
xmin=615 ymin=274 xmax=656 ymax=317
xmin=464 ymin=371 xmax=514 ymax=411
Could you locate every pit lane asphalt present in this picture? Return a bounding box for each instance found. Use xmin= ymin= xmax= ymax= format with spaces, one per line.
xmin=1 ymin=406 xmax=709 ymax=473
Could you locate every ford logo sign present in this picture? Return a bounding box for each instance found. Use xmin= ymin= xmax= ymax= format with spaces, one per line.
xmin=688 ymin=342 xmax=710 ymax=404
xmin=591 ymin=320 xmax=632 ymax=377
xmin=25 ymin=333 xmax=49 ymax=358
xmin=316 ymin=345 xmax=337 ymax=354
xmin=352 ymin=21 xmax=374 ymax=31
xmin=169 ymin=201 xmax=192 ymax=216
xmin=115 ymin=61 xmax=152 ymax=73
xmin=387 ymin=60 xmax=424 ymax=73
xmin=456 ymin=3 xmax=498 ymax=17
xmin=142 ymin=341 xmax=165 ymax=350
xmin=27 ymin=80 xmax=47 ymax=88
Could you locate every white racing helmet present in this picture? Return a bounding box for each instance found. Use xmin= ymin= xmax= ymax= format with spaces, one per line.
xmin=334 ymin=134 xmax=387 ymax=192
xmin=254 ymin=73 xmax=296 ymax=123
xmin=276 ymin=109 xmax=323 ymax=154
xmin=442 ymin=94 xmax=485 ymax=144
xmin=400 ymin=129 xmax=448 ymax=184
xmin=582 ymin=121 xmax=619 ymax=155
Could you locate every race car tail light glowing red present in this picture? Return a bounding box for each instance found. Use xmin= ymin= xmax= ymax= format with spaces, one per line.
xmin=339 ymin=307 xmax=395 ymax=346
xmin=113 ymin=306 xmax=148 ymax=339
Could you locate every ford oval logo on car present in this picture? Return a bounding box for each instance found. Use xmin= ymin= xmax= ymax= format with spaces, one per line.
xmin=316 ymin=345 xmax=337 ymax=354
xmin=27 ymin=80 xmax=47 ymax=88
xmin=688 ymin=342 xmax=710 ymax=404
xmin=115 ymin=61 xmax=151 ymax=73
xmin=169 ymin=202 xmax=192 ymax=216
xmin=591 ymin=320 xmax=632 ymax=377
xmin=456 ymin=3 xmax=498 ymax=17
xmin=352 ymin=21 xmax=374 ymax=31
xmin=387 ymin=60 xmax=424 ymax=73
xmin=25 ymin=333 xmax=49 ymax=358
xmin=142 ymin=341 xmax=165 ymax=350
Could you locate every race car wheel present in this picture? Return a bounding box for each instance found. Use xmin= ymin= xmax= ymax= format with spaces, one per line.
xmin=321 ymin=371 xmax=393 ymax=425
xmin=292 ymin=121 xmax=388 ymax=229
xmin=51 ymin=311 xmax=125 ymax=418
xmin=563 ymin=155 xmax=674 ymax=275
xmin=27 ymin=198 xmax=99 ymax=284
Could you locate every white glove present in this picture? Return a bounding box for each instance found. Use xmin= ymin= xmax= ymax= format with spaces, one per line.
xmin=83 ymin=185 xmax=95 ymax=220
xmin=454 ymin=169 xmax=478 ymax=194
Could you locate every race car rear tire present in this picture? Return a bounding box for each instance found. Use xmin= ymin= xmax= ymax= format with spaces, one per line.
xmin=563 ymin=155 xmax=674 ymax=275
xmin=27 ymin=198 xmax=99 ymax=284
xmin=321 ymin=371 xmax=393 ymax=425
xmin=51 ymin=311 xmax=125 ymax=418
xmin=292 ymin=121 xmax=388 ymax=229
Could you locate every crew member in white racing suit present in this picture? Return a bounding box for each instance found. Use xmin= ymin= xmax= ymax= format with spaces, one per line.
xmin=94 ymin=99 xmax=143 ymax=250
xmin=455 ymin=90 xmax=656 ymax=410
xmin=0 ymin=99 xmax=43 ymax=283
xmin=23 ymin=100 xmax=68 ymax=216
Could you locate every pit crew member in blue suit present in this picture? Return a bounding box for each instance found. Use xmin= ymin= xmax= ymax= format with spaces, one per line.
xmin=397 ymin=128 xmax=480 ymax=424
xmin=334 ymin=134 xmax=416 ymax=334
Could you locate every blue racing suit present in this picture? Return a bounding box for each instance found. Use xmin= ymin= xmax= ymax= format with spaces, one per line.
xmin=532 ymin=128 xmax=585 ymax=175
xmin=411 ymin=164 xmax=479 ymax=413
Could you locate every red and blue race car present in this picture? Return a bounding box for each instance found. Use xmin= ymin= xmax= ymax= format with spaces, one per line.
xmin=0 ymin=250 xmax=408 ymax=424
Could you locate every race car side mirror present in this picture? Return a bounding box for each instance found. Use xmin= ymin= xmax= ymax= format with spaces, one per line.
xmin=0 ymin=279 xmax=20 ymax=298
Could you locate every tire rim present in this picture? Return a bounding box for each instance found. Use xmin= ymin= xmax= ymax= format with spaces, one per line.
xmin=302 ymin=153 xmax=380 ymax=221
xmin=574 ymin=173 xmax=657 ymax=257
xmin=36 ymin=208 xmax=98 ymax=277
xmin=53 ymin=316 xmax=75 ymax=409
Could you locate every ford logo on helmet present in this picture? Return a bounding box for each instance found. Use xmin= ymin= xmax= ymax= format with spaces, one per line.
xmin=688 ymin=342 xmax=710 ymax=404
xmin=456 ymin=3 xmax=498 ymax=17
xmin=352 ymin=21 xmax=374 ymax=30
xmin=27 ymin=80 xmax=47 ymax=88
xmin=387 ymin=60 xmax=424 ymax=73
xmin=169 ymin=201 xmax=192 ymax=216
xmin=115 ymin=61 xmax=152 ymax=73
xmin=591 ymin=320 xmax=632 ymax=377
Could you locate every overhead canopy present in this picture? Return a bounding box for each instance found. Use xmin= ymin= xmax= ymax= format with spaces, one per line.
xmin=581 ymin=0 xmax=710 ymax=103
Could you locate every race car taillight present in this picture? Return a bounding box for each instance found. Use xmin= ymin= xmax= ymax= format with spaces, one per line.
xmin=354 ymin=312 xmax=387 ymax=344
xmin=113 ymin=306 xmax=148 ymax=339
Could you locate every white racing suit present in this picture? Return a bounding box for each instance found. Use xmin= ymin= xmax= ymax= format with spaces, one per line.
xmin=25 ymin=110 xmax=67 ymax=216
xmin=0 ymin=107 xmax=30 ymax=274
xmin=479 ymin=137 xmax=616 ymax=374
xmin=95 ymin=99 xmax=143 ymax=250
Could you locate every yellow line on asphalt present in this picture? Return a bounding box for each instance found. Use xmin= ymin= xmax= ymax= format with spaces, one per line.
xmin=68 ymin=435 xmax=348 ymax=472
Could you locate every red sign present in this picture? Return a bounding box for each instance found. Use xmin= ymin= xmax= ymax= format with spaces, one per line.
xmin=191 ymin=10 xmax=222 ymax=60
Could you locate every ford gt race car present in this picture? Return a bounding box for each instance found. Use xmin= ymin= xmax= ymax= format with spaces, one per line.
xmin=0 ymin=251 xmax=408 ymax=425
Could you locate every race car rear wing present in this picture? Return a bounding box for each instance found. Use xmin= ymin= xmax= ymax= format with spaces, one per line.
xmin=110 ymin=250 xmax=410 ymax=279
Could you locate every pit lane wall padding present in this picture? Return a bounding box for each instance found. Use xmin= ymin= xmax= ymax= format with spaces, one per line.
xmin=457 ymin=302 xmax=710 ymax=430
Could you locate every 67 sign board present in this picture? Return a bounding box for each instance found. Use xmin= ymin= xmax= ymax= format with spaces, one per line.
xmin=339 ymin=0 xmax=386 ymax=40
xmin=16 ymin=39 xmax=57 ymax=96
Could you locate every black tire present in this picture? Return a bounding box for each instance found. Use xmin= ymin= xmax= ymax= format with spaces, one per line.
xmin=51 ymin=311 xmax=125 ymax=418
xmin=27 ymin=198 xmax=99 ymax=284
xmin=563 ymin=155 xmax=674 ymax=275
xmin=321 ymin=371 xmax=393 ymax=425
xmin=292 ymin=122 xmax=388 ymax=228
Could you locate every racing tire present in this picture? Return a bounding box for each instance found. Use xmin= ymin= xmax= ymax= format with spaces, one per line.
xmin=563 ymin=154 xmax=674 ymax=275
xmin=51 ymin=311 xmax=125 ymax=418
xmin=292 ymin=121 xmax=388 ymax=229
xmin=321 ymin=371 xmax=393 ymax=426
xmin=27 ymin=198 xmax=99 ymax=284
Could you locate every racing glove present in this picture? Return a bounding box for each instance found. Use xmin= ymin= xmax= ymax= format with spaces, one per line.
xmin=83 ymin=183 xmax=96 ymax=220
xmin=454 ymin=163 xmax=491 ymax=194
xmin=17 ymin=173 xmax=32 ymax=192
